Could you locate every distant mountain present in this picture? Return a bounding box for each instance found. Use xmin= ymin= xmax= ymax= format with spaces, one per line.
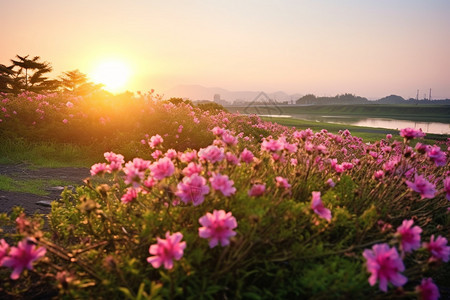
xmin=377 ymin=95 xmax=405 ymax=104
xmin=164 ymin=85 xmax=301 ymax=103
xmin=164 ymin=85 xmax=450 ymax=105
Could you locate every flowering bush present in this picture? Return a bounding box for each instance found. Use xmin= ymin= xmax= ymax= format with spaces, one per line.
xmin=0 ymin=94 xmax=449 ymax=298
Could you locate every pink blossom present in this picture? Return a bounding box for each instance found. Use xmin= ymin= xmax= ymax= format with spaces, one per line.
xmin=199 ymin=210 xmax=237 ymax=248
xmin=290 ymin=158 xmax=298 ymax=166
xmin=396 ymin=219 xmax=422 ymax=253
xmin=104 ymin=152 xmax=124 ymax=171
xmin=248 ymin=184 xmax=266 ymax=197
xmin=326 ymin=178 xmax=335 ymax=187
xmin=198 ymin=145 xmax=225 ymax=163
xmin=212 ymin=126 xmax=225 ymax=136
xmin=182 ymin=162 xmax=203 ymax=177
xmin=444 ymin=177 xmax=450 ymax=201
xmin=386 ymin=134 xmax=392 ymax=139
xmin=374 ymin=170 xmax=385 ymax=180
xmin=261 ymin=138 xmax=283 ymax=152
xmin=222 ymin=131 xmax=238 ymax=146
xmin=362 ymin=243 xmax=407 ymax=292
xmin=62 ymin=119 xmax=68 ymax=124
xmin=223 ymin=151 xmax=237 ymax=164
xmin=175 ymin=174 xmax=210 ymax=206
xmin=150 ymin=157 xmax=175 ymax=180
xmin=240 ymin=148 xmax=254 ymax=163
xmin=90 ymin=163 xmax=109 ymax=176
xmin=406 ymin=174 xmax=436 ymax=199
xmin=179 ymin=150 xmax=197 ymax=163
xmin=311 ymin=191 xmax=332 ymax=222
xmin=177 ymin=125 xmax=183 ymax=133
xmin=121 ymin=188 xmax=138 ymax=204
xmin=123 ymin=158 xmax=151 ymax=186
xmin=2 ymin=238 xmax=46 ymax=280
xmin=0 ymin=239 xmax=10 ymax=264
xmin=151 ymin=150 xmax=162 ymax=160
xmin=210 ymin=173 xmax=236 ymax=196
xmin=147 ymin=232 xmax=186 ymax=269
xmin=65 ymin=101 xmax=74 ymax=108
xmin=400 ymin=128 xmax=425 ymax=140
xmin=416 ymin=278 xmax=440 ymax=300
xmin=143 ymin=177 xmax=156 ymax=189
xmin=165 ymin=149 xmax=178 ymax=159
xmin=423 ymin=235 xmax=450 ymax=262
xmin=426 ymin=145 xmax=447 ymax=167
xmin=275 ymin=176 xmax=291 ymax=189
xmin=149 ymin=134 xmax=163 ymax=148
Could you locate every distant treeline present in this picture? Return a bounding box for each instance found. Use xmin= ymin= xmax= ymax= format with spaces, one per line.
xmin=296 ymin=93 xmax=450 ymax=105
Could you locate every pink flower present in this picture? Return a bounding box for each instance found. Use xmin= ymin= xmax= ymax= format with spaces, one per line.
xmin=396 ymin=219 xmax=422 ymax=253
xmin=225 ymin=152 xmax=240 ymax=165
xmin=275 ymin=176 xmax=291 ymax=189
xmin=150 ymin=157 xmax=175 ymax=180
xmin=406 ymin=174 xmax=436 ymax=199
xmin=400 ymin=127 xmax=425 ymax=140
xmin=62 ymin=119 xmax=68 ymax=124
xmin=179 ymin=150 xmax=197 ymax=163
xmin=261 ymin=138 xmax=283 ymax=152
xmin=2 ymin=238 xmax=46 ymax=280
xmin=423 ymin=235 xmax=450 ymax=262
xmin=240 ymin=148 xmax=254 ymax=163
xmin=326 ymin=178 xmax=335 ymax=187
xmin=311 ymin=191 xmax=332 ymax=222
xmin=362 ymin=243 xmax=407 ymax=292
xmin=90 ymin=163 xmax=109 ymax=176
xmin=149 ymin=134 xmax=163 ymax=148
xmin=199 ymin=210 xmax=237 ymax=248
xmin=147 ymin=232 xmax=186 ymax=269
xmin=374 ymin=170 xmax=385 ymax=180
xmin=212 ymin=126 xmax=225 ymax=136
xmin=416 ymin=278 xmax=440 ymax=300
xmin=426 ymin=145 xmax=447 ymax=167
xmin=65 ymin=101 xmax=74 ymax=108
xmin=198 ymin=145 xmax=225 ymax=163
xmin=290 ymin=158 xmax=298 ymax=166
xmin=222 ymin=131 xmax=238 ymax=146
xmin=248 ymin=184 xmax=266 ymax=197
xmin=175 ymin=174 xmax=210 ymax=206
xmin=121 ymin=188 xmax=138 ymax=204
xmin=0 ymin=239 xmax=10 ymax=264
xmin=104 ymin=152 xmax=124 ymax=171
xmin=210 ymin=173 xmax=236 ymax=196
xmin=444 ymin=177 xmax=450 ymax=201
xmin=123 ymin=158 xmax=151 ymax=186
xmin=182 ymin=162 xmax=203 ymax=177
xmin=165 ymin=149 xmax=178 ymax=159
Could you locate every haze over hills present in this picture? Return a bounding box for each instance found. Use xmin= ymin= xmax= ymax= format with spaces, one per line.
xmin=164 ymin=84 xmax=450 ymax=105
xmin=164 ymin=84 xmax=302 ymax=103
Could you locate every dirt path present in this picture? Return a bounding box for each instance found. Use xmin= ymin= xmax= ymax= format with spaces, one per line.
xmin=0 ymin=164 xmax=89 ymax=215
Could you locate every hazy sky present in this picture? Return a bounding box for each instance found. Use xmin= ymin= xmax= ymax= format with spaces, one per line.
xmin=1 ymin=0 xmax=449 ymax=99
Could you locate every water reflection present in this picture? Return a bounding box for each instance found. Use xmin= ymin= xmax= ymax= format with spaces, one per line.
xmin=287 ymin=114 xmax=450 ymax=135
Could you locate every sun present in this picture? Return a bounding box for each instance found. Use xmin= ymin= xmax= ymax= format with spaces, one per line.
xmin=91 ymin=60 xmax=131 ymax=93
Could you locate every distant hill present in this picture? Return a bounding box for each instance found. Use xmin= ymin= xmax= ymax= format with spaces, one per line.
xmin=164 ymin=84 xmax=301 ymax=103
xmin=164 ymin=85 xmax=450 ymax=105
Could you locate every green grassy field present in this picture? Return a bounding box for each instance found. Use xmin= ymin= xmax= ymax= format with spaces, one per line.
xmin=0 ymin=175 xmax=74 ymax=196
xmin=228 ymin=104 xmax=450 ymax=123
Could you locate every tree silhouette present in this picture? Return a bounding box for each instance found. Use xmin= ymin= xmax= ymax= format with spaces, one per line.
xmin=0 ymin=64 xmax=15 ymax=93
xmin=59 ymin=69 xmax=103 ymax=95
xmin=10 ymin=55 xmax=59 ymax=93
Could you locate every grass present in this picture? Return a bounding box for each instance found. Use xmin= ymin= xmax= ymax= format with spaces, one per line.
xmin=0 ymin=175 xmax=75 ymax=196
xmin=262 ymin=116 xmax=450 ymax=143
xmin=0 ymin=138 xmax=101 ymax=168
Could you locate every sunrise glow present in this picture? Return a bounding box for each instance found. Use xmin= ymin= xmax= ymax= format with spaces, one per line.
xmin=90 ymin=60 xmax=131 ymax=93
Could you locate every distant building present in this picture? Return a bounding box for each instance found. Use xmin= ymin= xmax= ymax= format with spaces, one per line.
xmin=213 ymin=94 xmax=230 ymax=106
xmin=213 ymin=94 xmax=221 ymax=102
